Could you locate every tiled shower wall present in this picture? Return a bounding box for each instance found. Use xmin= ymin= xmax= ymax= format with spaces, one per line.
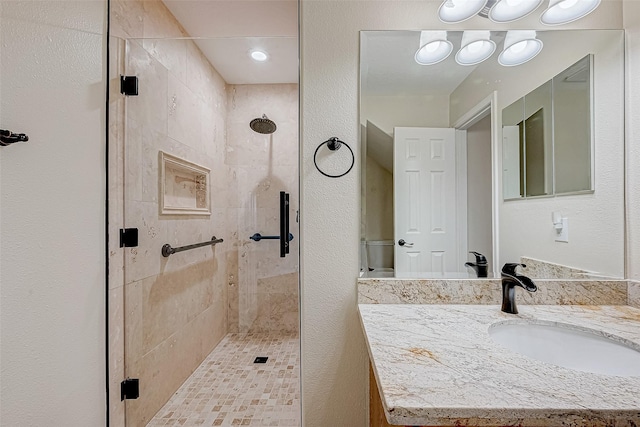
xmin=227 ymin=84 xmax=300 ymax=334
xmin=108 ymin=1 xmax=299 ymax=425
xmin=122 ymin=34 xmax=232 ymax=425
xmin=630 ymin=282 xmax=640 ymax=308
xmin=109 ymin=0 xmax=236 ymax=425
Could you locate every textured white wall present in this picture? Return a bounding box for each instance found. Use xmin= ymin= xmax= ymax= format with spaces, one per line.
xmin=361 ymin=94 xmax=450 ymax=133
xmin=300 ymin=2 xmax=623 ymax=426
xmin=365 ymin=156 xmax=393 ymax=241
xmin=466 ymin=115 xmax=493 ymax=272
xmin=451 ymin=30 xmax=625 ymax=277
xmin=0 ymin=1 xmax=106 ymax=425
xmin=498 ymin=32 xmax=625 ymax=277
xmin=625 ymin=0 xmax=640 ymax=281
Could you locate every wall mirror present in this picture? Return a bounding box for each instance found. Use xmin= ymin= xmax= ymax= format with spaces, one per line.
xmin=503 ymin=55 xmax=593 ymax=200
xmin=359 ymin=29 xmax=625 ymax=281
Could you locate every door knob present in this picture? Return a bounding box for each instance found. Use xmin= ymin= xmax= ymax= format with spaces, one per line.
xmin=398 ymin=239 xmax=414 ymax=247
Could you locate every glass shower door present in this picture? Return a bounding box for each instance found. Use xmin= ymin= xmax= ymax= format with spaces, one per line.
xmin=121 ymin=35 xmax=232 ymax=425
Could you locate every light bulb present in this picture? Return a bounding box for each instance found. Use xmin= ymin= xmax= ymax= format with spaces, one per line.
xmin=467 ymin=40 xmax=485 ymax=53
xmin=455 ymin=30 xmax=496 ymax=66
xmin=540 ymin=0 xmax=601 ymax=25
xmin=426 ymin=41 xmax=441 ymax=52
xmin=498 ymin=30 xmax=543 ymax=66
xmin=510 ymin=40 xmax=528 ymax=53
xmin=250 ymin=50 xmax=268 ymax=62
xmin=559 ymin=0 xmax=579 ymax=8
xmin=438 ymin=0 xmax=488 ymax=23
xmin=415 ymin=31 xmax=453 ymax=65
xmin=489 ymin=0 xmax=543 ymax=23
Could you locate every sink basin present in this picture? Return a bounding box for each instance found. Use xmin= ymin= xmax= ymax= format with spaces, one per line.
xmin=488 ymin=321 xmax=640 ymax=377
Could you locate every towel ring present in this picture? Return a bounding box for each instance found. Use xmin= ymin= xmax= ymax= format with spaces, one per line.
xmin=313 ymin=137 xmax=355 ymax=178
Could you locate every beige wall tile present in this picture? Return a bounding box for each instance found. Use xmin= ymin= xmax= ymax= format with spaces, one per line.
xmin=110 ymin=0 xmax=144 ymax=40
xmin=142 ymin=0 xmax=188 ymax=39
xmin=124 ymin=279 xmax=143 ymax=373
xmin=227 ymin=84 xmax=299 ymax=334
xmin=124 ymin=201 xmax=167 ymax=283
xmin=108 ymin=286 xmax=126 ymax=427
xmin=126 ymin=41 xmax=169 ymax=134
xmin=143 ymin=38 xmax=187 ymax=83
xmin=629 ymin=281 xmax=640 ymax=308
xmin=111 ymin=3 xmax=299 ymax=423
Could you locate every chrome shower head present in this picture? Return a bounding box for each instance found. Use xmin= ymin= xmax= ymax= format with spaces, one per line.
xmin=250 ymin=114 xmax=277 ymax=134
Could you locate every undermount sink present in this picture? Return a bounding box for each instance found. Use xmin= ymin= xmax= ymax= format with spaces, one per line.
xmin=488 ymin=321 xmax=640 ymax=377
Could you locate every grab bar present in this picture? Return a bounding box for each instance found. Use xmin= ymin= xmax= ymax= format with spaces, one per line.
xmin=161 ymin=236 xmax=223 ymax=257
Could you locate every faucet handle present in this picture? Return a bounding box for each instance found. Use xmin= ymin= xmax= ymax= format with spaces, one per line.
xmin=469 ymin=251 xmax=487 ymax=264
xmin=502 ymin=263 xmax=526 ymax=276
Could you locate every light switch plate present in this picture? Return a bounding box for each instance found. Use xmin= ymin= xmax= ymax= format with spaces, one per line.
xmin=555 ymin=218 xmax=569 ymax=243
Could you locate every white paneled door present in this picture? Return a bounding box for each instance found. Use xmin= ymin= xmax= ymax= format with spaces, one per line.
xmin=394 ymin=127 xmax=459 ymax=277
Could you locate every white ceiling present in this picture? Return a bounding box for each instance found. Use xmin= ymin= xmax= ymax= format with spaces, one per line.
xmin=162 ymin=0 xmax=298 ymax=85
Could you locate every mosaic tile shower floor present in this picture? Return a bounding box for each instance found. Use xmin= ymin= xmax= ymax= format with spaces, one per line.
xmin=148 ymin=333 xmax=300 ymax=426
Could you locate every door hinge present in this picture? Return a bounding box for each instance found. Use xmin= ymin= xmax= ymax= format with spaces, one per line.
xmin=120 ymin=75 xmax=139 ymax=96
xmin=121 ymin=378 xmax=140 ymax=401
xmin=120 ymin=228 xmax=139 ymax=248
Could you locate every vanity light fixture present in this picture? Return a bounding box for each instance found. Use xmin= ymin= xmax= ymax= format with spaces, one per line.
xmin=498 ymin=30 xmax=543 ymax=66
xmin=540 ymin=0 xmax=601 ymax=25
xmin=455 ymin=30 xmax=496 ymax=66
xmin=489 ymin=0 xmax=544 ymax=22
xmin=415 ymin=31 xmax=453 ymax=65
xmin=438 ymin=0 xmax=488 ymax=23
xmin=250 ymin=49 xmax=268 ymax=62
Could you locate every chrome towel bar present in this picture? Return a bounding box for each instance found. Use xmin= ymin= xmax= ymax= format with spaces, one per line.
xmin=161 ymin=236 xmax=223 ymax=257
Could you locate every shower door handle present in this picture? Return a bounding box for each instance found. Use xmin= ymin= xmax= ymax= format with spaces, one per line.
xmin=280 ymin=191 xmax=290 ymax=258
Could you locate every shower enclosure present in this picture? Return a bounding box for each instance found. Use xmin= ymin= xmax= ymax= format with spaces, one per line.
xmin=108 ymin=1 xmax=299 ymax=425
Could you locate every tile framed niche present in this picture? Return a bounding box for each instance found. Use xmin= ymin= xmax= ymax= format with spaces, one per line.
xmin=159 ymin=151 xmax=211 ymax=215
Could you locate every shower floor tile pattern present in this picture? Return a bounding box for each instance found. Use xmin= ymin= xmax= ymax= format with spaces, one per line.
xmin=148 ymin=333 xmax=300 ymax=427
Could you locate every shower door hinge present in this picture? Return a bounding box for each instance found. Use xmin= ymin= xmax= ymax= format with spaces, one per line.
xmin=121 ymin=378 xmax=140 ymax=401
xmin=120 ymin=75 xmax=139 ymax=96
xmin=119 ymin=228 xmax=139 ymax=248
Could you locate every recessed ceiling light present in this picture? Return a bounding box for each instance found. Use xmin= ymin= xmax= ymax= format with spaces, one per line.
xmin=455 ymin=30 xmax=496 ymax=66
xmin=498 ymin=30 xmax=543 ymax=66
xmin=540 ymin=0 xmax=601 ymax=25
xmin=415 ymin=31 xmax=453 ymax=65
xmin=250 ymin=50 xmax=268 ymax=62
xmin=489 ymin=0 xmax=544 ymax=22
xmin=438 ymin=0 xmax=489 ymax=23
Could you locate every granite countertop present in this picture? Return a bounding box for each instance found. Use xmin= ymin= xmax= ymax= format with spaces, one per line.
xmin=359 ymin=304 xmax=640 ymax=426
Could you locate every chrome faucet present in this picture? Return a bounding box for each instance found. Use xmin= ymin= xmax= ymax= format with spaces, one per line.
xmin=501 ymin=263 xmax=537 ymax=314
xmin=465 ymin=251 xmax=488 ymax=278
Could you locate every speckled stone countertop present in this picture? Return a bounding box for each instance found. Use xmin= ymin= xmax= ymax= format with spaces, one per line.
xmin=359 ymin=304 xmax=640 ymax=426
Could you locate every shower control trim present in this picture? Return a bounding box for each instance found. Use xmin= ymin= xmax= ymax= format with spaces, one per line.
xmin=250 ymin=233 xmax=294 ymax=242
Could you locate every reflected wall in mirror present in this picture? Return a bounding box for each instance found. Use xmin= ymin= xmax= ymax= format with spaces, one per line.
xmin=360 ymin=30 xmax=624 ymax=280
xmin=503 ymin=55 xmax=593 ymax=200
